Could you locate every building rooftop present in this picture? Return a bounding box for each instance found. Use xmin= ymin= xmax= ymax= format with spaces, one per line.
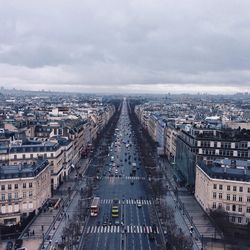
xmin=0 ymin=159 xmax=49 ymax=180
xmin=198 ymin=160 xmax=250 ymax=182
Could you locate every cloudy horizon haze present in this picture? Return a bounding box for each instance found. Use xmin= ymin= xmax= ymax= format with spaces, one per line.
xmin=1 ymin=0 xmax=250 ymax=94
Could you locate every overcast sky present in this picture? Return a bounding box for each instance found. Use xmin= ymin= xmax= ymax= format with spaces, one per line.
xmin=0 ymin=0 xmax=250 ymax=94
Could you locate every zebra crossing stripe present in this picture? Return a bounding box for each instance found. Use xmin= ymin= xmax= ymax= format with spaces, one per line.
xmin=101 ymin=198 xmax=153 ymax=205
xmin=86 ymin=225 xmax=159 ymax=234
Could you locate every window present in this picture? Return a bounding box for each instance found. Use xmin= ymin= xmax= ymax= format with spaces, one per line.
xmin=227 ymin=185 xmax=230 ymax=191
xmin=233 ymin=195 xmax=236 ymax=201
xmin=227 ymin=194 xmax=230 ymax=200
xmin=247 ymin=207 xmax=250 ymax=213
xmin=22 ymin=154 xmax=25 ymax=159
xmin=14 ymin=184 xmax=18 ymax=189
xmin=219 ymin=193 xmax=222 ymax=199
xmin=29 ymin=183 xmax=32 ymax=188
xmin=238 ymin=217 xmax=242 ymax=223
xmin=1 ymin=185 xmax=5 ymax=191
xmin=232 ymin=205 xmax=236 ymax=211
xmin=231 ymin=216 xmax=235 ymax=222
xmin=29 ymin=191 xmax=32 ymax=197
xmin=8 ymin=193 xmax=12 ymax=201
xmin=219 ymin=184 xmax=223 ymax=190
xmin=1 ymin=193 xmax=5 ymax=201
xmin=247 ymin=197 xmax=250 ymax=203
xmin=248 ymin=188 xmax=250 ymax=193
xmin=14 ymin=192 xmax=18 ymax=199
xmin=23 ymin=183 xmax=26 ymax=188
xmin=23 ymin=192 xmax=26 ymax=198
xmin=212 ymin=202 xmax=216 ymax=209
xmin=239 ymin=196 xmax=243 ymax=202
xmin=213 ymin=184 xmax=217 ymax=189
xmin=238 ymin=206 xmax=242 ymax=212
xmin=226 ymin=205 xmax=230 ymax=211
xmin=239 ymin=187 xmax=243 ymax=192
xmin=30 ymin=154 xmax=33 ymax=159
xmin=218 ymin=203 xmax=222 ymax=208
xmin=233 ymin=186 xmax=237 ymax=191
xmin=8 ymin=184 xmax=11 ymax=190
xmin=50 ymin=153 xmax=54 ymax=157
xmin=14 ymin=154 xmax=17 ymax=159
xmin=213 ymin=192 xmax=217 ymax=199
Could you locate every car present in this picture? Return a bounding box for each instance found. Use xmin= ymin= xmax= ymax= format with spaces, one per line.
xmin=115 ymin=219 xmax=120 ymax=226
xmin=152 ymin=224 xmax=157 ymax=233
xmin=6 ymin=241 xmax=13 ymax=250
xmin=14 ymin=239 xmax=23 ymax=249
xmin=130 ymin=181 xmax=134 ymax=185
xmin=149 ymin=232 xmax=155 ymax=241
xmin=137 ymin=202 xmax=142 ymax=208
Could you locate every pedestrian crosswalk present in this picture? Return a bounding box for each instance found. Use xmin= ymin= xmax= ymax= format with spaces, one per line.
xmin=124 ymin=176 xmax=145 ymax=180
xmin=100 ymin=199 xmax=153 ymax=205
xmin=104 ymin=176 xmax=145 ymax=180
xmin=86 ymin=225 xmax=159 ymax=234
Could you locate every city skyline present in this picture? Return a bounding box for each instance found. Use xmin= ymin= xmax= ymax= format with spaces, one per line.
xmin=1 ymin=0 xmax=250 ymax=94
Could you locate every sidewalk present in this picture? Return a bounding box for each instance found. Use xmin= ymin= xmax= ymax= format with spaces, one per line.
xmin=21 ymin=158 xmax=90 ymax=250
xmin=159 ymin=157 xmax=223 ymax=246
xmin=162 ymin=192 xmax=202 ymax=250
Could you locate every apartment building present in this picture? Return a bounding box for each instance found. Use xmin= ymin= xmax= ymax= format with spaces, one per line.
xmin=0 ymin=141 xmax=64 ymax=190
xmin=165 ymin=124 xmax=178 ymax=162
xmin=195 ymin=160 xmax=250 ymax=225
xmin=0 ymin=159 xmax=51 ymax=226
xmin=175 ymin=127 xmax=250 ymax=186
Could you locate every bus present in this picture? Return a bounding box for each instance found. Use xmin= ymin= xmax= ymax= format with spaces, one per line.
xmin=90 ymin=197 xmax=100 ymax=217
xmin=111 ymin=199 xmax=119 ymax=217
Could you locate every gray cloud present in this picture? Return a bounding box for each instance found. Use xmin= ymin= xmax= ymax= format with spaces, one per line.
xmin=0 ymin=0 xmax=250 ymax=93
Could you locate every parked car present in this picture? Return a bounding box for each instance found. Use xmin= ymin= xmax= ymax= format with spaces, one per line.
xmin=149 ymin=232 xmax=155 ymax=241
xmin=6 ymin=241 xmax=13 ymax=250
xmin=14 ymin=239 xmax=23 ymax=249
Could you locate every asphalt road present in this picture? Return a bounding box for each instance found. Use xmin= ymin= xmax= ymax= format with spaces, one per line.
xmin=81 ymin=98 xmax=163 ymax=250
